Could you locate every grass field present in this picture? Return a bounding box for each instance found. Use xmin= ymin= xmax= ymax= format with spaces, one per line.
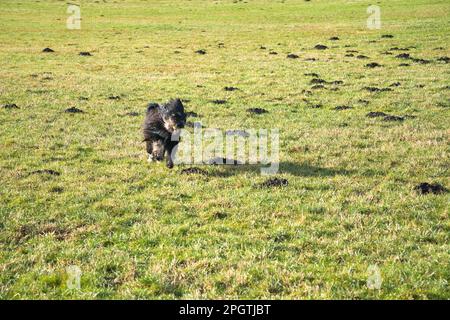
xmin=0 ymin=0 xmax=449 ymax=299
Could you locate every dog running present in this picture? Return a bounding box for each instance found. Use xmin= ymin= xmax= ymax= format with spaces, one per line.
xmin=143 ymin=98 xmax=186 ymax=168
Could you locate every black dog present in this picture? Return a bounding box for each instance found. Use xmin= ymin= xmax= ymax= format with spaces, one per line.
xmin=143 ymin=98 xmax=186 ymax=168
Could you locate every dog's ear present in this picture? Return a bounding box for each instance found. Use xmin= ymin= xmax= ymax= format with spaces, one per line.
xmin=172 ymin=98 xmax=184 ymax=110
xmin=146 ymin=103 xmax=160 ymax=113
xmin=164 ymin=98 xmax=184 ymax=111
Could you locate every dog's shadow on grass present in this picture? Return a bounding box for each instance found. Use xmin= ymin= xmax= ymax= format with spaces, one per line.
xmin=203 ymin=161 xmax=353 ymax=177
xmin=278 ymin=162 xmax=353 ymax=177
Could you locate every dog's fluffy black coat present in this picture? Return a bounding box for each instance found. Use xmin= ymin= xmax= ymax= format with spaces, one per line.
xmin=143 ymin=98 xmax=186 ymax=168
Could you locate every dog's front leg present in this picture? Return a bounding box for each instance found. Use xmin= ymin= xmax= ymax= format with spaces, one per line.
xmin=146 ymin=141 xmax=154 ymax=162
xmin=165 ymin=146 xmax=174 ymax=168
xmin=165 ymin=140 xmax=179 ymax=169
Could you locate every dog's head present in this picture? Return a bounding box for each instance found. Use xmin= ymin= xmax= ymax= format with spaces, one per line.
xmin=160 ymin=98 xmax=186 ymax=132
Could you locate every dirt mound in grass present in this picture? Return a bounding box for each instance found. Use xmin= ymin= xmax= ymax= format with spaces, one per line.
xmin=206 ymin=157 xmax=242 ymax=165
xmin=412 ymin=58 xmax=431 ymax=64
xmin=123 ymin=111 xmax=140 ymax=117
xmin=258 ymin=177 xmax=288 ymax=188
xmin=3 ymin=103 xmax=19 ymax=109
xmin=31 ymin=169 xmax=61 ymax=176
xmin=414 ymin=183 xmax=447 ymax=195
xmin=364 ymin=87 xmax=392 ymax=93
xmin=310 ymin=78 xmax=326 ymax=84
xmin=366 ymin=62 xmax=382 ymax=68
xmin=366 ymin=111 xmax=388 ymax=118
xmin=396 ymin=53 xmax=411 ymax=59
xmin=180 ymin=167 xmax=208 ymax=175
xmin=383 ymin=115 xmax=404 ymax=122
xmin=390 ymin=47 xmax=409 ymax=51
xmin=213 ymin=212 xmax=227 ymax=219
xmin=224 ymin=86 xmax=239 ymax=91
xmin=366 ymin=111 xmax=412 ymax=122
xmin=247 ymin=107 xmax=268 ymax=114
xmin=314 ymin=44 xmax=328 ymax=50
xmin=65 ymin=107 xmax=84 ymax=113
xmin=334 ymin=105 xmax=352 ymax=110
xmin=211 ymin=99 xmax=227 ymax=105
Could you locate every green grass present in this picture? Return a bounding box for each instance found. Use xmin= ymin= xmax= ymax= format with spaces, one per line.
xmin=0 ymin=0 xmax=449 ymax=299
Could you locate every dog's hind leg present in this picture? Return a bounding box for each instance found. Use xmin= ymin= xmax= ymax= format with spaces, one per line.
xmin=152 ymin=140 xmax=165 ymax=161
